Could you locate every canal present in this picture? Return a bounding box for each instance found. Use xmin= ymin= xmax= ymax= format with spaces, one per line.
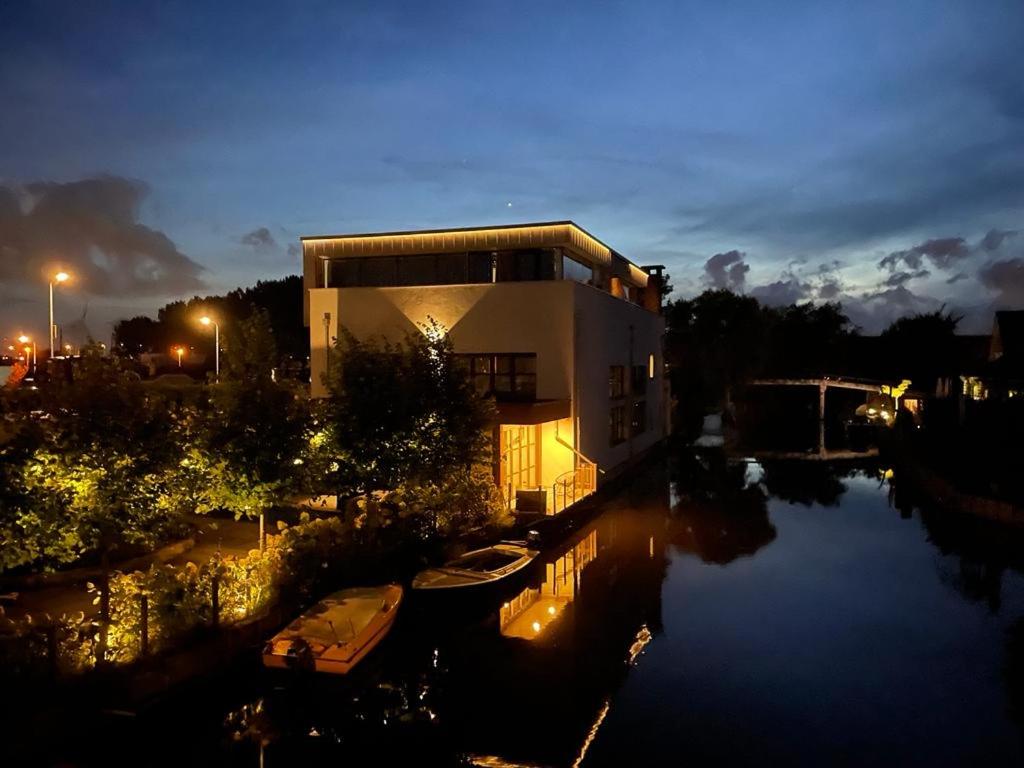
xmin=67 ymin=450 xmax=1024 ymax=766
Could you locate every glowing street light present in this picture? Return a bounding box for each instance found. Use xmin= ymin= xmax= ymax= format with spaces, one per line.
xmin=17 ymin=334 xmax=36 ymax=369
xmin=199 ymin=316 xmax=220 ymax=381
xmin=49 ymin=270 xmax=71 ymax=360
xmin=174 ymin=345 xmax=185 ymax=368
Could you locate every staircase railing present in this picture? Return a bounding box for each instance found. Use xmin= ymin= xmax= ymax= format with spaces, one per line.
xmin=552 ymin=460 xmax=597 ymax=515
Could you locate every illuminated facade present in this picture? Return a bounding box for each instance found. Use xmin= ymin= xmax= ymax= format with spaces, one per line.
xmin=301 ymin=221 xmax=667 ymax=512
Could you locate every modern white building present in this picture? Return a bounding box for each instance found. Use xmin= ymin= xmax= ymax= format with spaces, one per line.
xmin=301 ymin=222 xmax=667 ymax=514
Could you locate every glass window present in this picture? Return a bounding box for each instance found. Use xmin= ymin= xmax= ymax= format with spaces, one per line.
xmin=456 ymin=353 xmax=537 ymax=401
xmin=610 ymin=405 xmax=627 ymax=446
xmin=468 ymin=252 xmax=494 ymax=283
xmin=563 ymin=255 xmax=594 ymax=285
xmin=436 ymin=253 xmax=469 ymax=283
xmin=360 ymin=256 xmax=397 ymax=287
xmin=330 ymin=258 xmax=361 ymax=287
xmin=398 ymin=254 xmax=437 ymax=285
xmin=609 ymin=366 xmax=625 ymax=399
xmin=631 ymin=365 xmax=646 ymax=395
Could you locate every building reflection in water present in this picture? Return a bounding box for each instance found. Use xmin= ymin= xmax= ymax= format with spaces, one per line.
xmin=499 ymin=528 xmax=598 ymax=640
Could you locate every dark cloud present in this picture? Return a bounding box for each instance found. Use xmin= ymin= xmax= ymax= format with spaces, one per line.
xmin=978 ymin=258 xmax=1024 ymax=306
xmin=703 ymin=250 xmax=749 ymax=291
xmin=240 ymin=226 xmax=276 ymax=249
xmin=0 ymin=175 xmax=204 ymax=297
xmin=946 ymin=272 xmax=968 ymax=285
xmin=879 ymin=237 xmax=968 ymax=273
xmin=818 ymin=279 xmax=842 ymax=300
xmin=287 ymin=242 xmax=301 ymax=258
xmin=750 ymin=278 xmax=810 ymax=307
xmin=884 ymin=269 xmax=930 ymax=288
xmin=981 ymin=229 xmax=1017 ymax=251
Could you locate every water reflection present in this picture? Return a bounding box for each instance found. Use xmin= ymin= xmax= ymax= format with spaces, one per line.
xmin=759 ymin=459 xmax=849 ymax=507
xmin=52 ymin=455 xmax=1024 ymax=766
xmin=669 ymin=450 xmax=776 ymax=564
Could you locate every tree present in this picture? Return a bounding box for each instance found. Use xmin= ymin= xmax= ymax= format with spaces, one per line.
xmin=322 ymin=320 xmax=495 ymax=496
xmin=880 ymin=309 xmax=961 ymax=393
xmin=762 ymin=302 xmax=856 ymax=378
xmin=203 ymin=309 xmax=309 ymax=520
xmin=665 ymin=289 xmax=769 ymax=434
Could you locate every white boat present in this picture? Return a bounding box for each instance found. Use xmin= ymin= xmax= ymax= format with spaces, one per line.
xmin=412 ymin=543 xmax=539 ymax=590
xmin=262 ymin=584 xmax=403 ymax=674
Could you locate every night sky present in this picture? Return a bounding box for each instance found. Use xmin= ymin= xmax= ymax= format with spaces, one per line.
xmin=2 ymin=0 xmax=1023 ymax=344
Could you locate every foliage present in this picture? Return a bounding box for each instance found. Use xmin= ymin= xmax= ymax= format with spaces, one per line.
xmin=113 ymin=276 xmax=307 ymax=362
xmin=204 ymin=308 xmax=309 ymax=518
xmin=880 ymin=309 xmax=962 ymax=392
xmin=664 ymin=290 xmax=856 ymax=434
xmin=323 ymin=320 xmax=495 ymax=495
xmin=345 ymin=467 xmax=510 ymax=546
xmin=0 ymin=346 xmax=192 ymax=571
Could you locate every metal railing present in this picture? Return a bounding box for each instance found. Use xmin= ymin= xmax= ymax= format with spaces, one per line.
xmin=552 ymin=460 xmax=597 ymax=515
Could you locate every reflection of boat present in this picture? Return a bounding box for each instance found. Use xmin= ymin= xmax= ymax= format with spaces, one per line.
xmin=412 ymin=544 xmax=538 ymax=590
xmin=262 ymin=585 xmax=403 ymax=674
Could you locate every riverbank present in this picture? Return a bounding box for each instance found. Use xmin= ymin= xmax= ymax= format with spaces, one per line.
xmin=888 ymin=435 xmax=1024 ymax=526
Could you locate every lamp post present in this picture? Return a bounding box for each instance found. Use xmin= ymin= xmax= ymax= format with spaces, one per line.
xmin=175 ymin=346 xmax=185 ymax=368
xmin=199 ymin=316 xmax=220 ymax=381
xmin=17 ymin=334 xmax=36 ymax=370
xmin=48 ymin=271 xmax=69 ymax=360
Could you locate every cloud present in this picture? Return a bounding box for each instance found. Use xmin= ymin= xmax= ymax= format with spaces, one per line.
xmin=703 ymin=250 xmax=749 ymax=291
xmin=240 ymin=226 xmax=276 ymax=249
xmin=750 ymin=278 xmax=810 ymax=307
xmin=978 ymin=258 xmax=1024 ymax=306
xmin=0 ymin=175 xmax=204 ymax=297
xmin=883 ymin=269 xmax=930 ymax=288
xmin=287 ymin=242 xmax=301 ymax=258
xmin=879 ymin=237 xmax=969 ymax=273
xmin=946 ymin=272 xmax=968 ymax=285
xmin=981 ymin=229 xmax=1018 ymax=252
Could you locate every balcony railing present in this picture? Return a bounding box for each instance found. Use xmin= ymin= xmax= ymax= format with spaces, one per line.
xmin=552 ymin=460 xmax=597 ymax=515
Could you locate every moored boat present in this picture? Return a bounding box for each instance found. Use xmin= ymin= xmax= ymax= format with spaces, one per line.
xmin=262 ymin=584 xmax=403 ymax=674
xmin=412 ymin=543 xmax=538 ymax=590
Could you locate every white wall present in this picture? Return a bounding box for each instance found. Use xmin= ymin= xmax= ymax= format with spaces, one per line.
xmin=309 ymin=282 xmax=575 ymax=400
xmin=308 ymin=280 xmax=666 ymax=480
xmin=571 ymin=282 xmax=666 ymax=482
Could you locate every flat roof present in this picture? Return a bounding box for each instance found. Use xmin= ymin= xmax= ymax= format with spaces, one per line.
xmin=300 ymin=220 xmax=649 ymax=287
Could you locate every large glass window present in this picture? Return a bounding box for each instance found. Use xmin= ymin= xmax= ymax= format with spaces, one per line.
xmin=631 ymin=365 xmax=647 ymax=396
xmin=459 ymin=353 xmax=537 ymax=401
xmin=610 ymin=405 xmax=627 ymax=446
xmin=609 ymin=365 xmax=626 ymax=399
xmin=563 ymin=255 xmax=594 ymax=285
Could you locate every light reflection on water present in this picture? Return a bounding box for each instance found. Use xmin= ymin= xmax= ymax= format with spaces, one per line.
xmin=68 ymin=452 xmax=1024 ymax=766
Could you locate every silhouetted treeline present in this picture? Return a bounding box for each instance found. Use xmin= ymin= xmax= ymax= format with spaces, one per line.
xmin=113 ymin=276 xmax=306 ymax=363
xmin=665 ymin=289 xmax=967 ymax=435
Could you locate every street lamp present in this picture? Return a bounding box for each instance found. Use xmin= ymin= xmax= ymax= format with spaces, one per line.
xmin=17 ymin=334 xmax=36 ymax=369
xmin=199 ymin=316 xmax=220 ymax=381
xmin=174 ymin=346 xmax=185 ymax=368
xmin=49 ymin=271 xmax=70 ymax=359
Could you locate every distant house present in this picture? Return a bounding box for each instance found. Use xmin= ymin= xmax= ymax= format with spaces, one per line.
xmin=983 ymin=310 xmax=1024 ymax=400
xmin=300 ymin=221 xmax=668 ymax=514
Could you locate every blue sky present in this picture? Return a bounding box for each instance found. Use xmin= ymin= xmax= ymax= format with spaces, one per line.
xmin=1 ymin=0 xmax=1023 ymax=344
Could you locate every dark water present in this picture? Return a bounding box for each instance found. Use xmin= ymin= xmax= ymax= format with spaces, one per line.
xmin=64 ymin=452 xmax=1024 ymax=766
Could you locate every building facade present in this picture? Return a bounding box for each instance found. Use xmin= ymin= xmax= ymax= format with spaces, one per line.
xmin=301 ymin=222 xmax=667 ymax=513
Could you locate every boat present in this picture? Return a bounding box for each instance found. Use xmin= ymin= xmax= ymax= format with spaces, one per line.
xmin=262 ymin=584 xmax=403 ymax=674
xmin=412 ymin=543 xmax=539 ymax=590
